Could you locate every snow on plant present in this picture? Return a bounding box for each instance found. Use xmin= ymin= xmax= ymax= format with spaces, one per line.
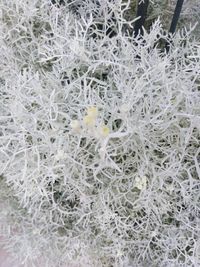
xmin=0 ymin=0 xmax=200 ymax=267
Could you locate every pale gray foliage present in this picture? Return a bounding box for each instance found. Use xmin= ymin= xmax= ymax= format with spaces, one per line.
xmin=0 ymin=1 xmax=200 ymax=267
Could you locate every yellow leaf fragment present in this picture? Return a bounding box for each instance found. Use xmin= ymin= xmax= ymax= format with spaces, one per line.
xmin=100 ymin=125 xmax=110 ymax=137
xmin=83 ymin=115 xmax=95 ymax=126
xmin=87 ymin=106 xmax=98 ymax=118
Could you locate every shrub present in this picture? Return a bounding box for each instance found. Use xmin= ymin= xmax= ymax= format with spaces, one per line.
xmin=0 ymin=1 xmax=200 ymax=266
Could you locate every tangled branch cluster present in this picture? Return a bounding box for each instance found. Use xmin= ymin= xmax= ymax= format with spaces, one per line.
xmin=0 ymin=1 xmax=200 ymax=266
